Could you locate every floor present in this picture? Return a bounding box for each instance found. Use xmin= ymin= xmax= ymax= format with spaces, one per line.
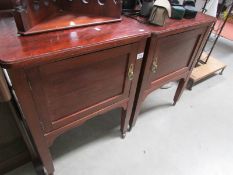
xmin=5 ymin=37 xmax=233 ymax=175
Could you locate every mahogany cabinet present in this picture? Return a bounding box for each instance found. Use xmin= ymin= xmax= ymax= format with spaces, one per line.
xmin=129 ymin=14 xmax=215 ymax=129
xmin=0 ymin=12 xmax=215 ymax=175
xmin=0 ymin=14 xmax=149 ymax=175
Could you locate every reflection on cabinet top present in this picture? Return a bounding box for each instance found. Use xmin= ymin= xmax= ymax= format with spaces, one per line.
xmin=0 ymin=13 xmax=215 ymax=68
xmin=0 ymin=14 xmax=150 ymax=68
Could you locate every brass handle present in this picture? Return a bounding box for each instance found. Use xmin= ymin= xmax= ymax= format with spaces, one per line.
xmin=128 ymin=64 xmax=134 ymax=81
xmin=151 ymin=57 xmax=158 ymax=74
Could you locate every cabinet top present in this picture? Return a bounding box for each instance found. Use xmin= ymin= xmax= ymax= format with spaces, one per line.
xmin=143 ymin=13 xmax=215 ymax=36
xmin=0 ymin=14 xmax=150 ymax=68
xmin=0 ymin=13 xmax=214 ymax=68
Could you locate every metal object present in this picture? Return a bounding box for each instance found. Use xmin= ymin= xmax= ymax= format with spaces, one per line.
xmin=202 ymin=0 xmax=209 ymax=13
xmin=188 ymin=0 xmax=231 ymax=90
xmin=151 ymin=57 xmax=158 ymax=73
xmin=200 ymin=0 xmax=233 ymax=64
xmin=128 ymin=64 xmax=134 ymax=80
xmin=0 ymin=68 xmax=11 ymax=102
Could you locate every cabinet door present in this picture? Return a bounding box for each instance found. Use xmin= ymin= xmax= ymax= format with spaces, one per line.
xmin=149 ymin=28 xmax=205 ymax=83
xmin=26 ymin=44 xmax=138 ymax=132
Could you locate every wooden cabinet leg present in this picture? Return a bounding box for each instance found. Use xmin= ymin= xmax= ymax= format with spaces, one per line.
xmin=33 ymin=162 xmax=46 ymax=175
xmin=187 ymin=79 xmax=194 ymax=91
xmin=18 ymin=118 xmax=54 ymax=175
xmin=8 ymin=70 xmax=55 ymax=175
xmin=120 ymin=102 xmax=135 ymax=138
xmin=173 ymin=78 xmax=188 ymax=105
xmin=129 ymin=90 xmax=144 ymax=130
xmin=9 ymin=100 xmax=50 ymax=175
xmin=9 ymin=98 xmax=54 ymax=175
xmin=29 ymin=135 xmax=54 ymax=175
xmin=120 ymin=109 xmax=127 ymax=139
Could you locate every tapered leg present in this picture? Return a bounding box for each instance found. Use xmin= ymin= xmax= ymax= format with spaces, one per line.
xmin=33 ymin=161 xmax=46 ymax=175
xmin=187 ymin=79 xmax=194 ymax=91
xmin=9 ymin=100 xmax=49 ymax=175
xmin=120 ymin=107 xmax=133 ymax=139
xmin=173 ymin=78 xmax=188 ymax=105
xmin=219 ymin=67 xmax=225 ymax=75
xmin=120 ymin=109 xmax=127 ymax=138
xmin=129 ymin=89 xmax=145 ymax=130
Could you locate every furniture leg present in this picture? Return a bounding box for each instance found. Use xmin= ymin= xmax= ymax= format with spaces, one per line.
xmin=173 ymin=78 xmax=188 ymax=105
xmin=13 ymin=103 xmax=54 ymax=175
xmin=129 ymin=89 xmax=144 ymax=130
xmin=219 ymin=67 xmax=225 ymax=75
xmin=120 ymin=104 xmax=134 ymax=138
xmin=8 ymin=70 xmax=55 ymax=175
xmin=187 ymin=79 xmax=194 ymax=91
xmin=120 ymin=109 xmax=127 ymax=139
xmin=33 ymin=161 xmax=46 ymax=175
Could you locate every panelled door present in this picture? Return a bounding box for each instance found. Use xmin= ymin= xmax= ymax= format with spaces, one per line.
xmin=148 ymin=27 xmax=206 ymax=84
xmin=25 ymin=43 xmax=139 ymax=133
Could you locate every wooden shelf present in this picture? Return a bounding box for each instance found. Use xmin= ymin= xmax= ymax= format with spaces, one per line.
xmin=188 ymin=53 xmax=226 ymax=90
xmin=21 ymin=11 xmax=121 ymax=35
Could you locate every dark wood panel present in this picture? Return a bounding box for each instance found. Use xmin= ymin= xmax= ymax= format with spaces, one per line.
xmin=149 ymin=28 xmax=205 ymax=82
xmin=26 ymin=44 xmax=136 ymax=133
xmin=0 ymin=102 xmax=30 ymax=174
xmin=0 ymin=0 xmax=13 ymax=10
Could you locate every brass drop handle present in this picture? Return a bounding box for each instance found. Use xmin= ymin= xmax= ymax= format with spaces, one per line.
xmin=128 ymin=64 xmax=134 ymax=81
xmin=151 ymin=57 xmax=158 ymax=74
